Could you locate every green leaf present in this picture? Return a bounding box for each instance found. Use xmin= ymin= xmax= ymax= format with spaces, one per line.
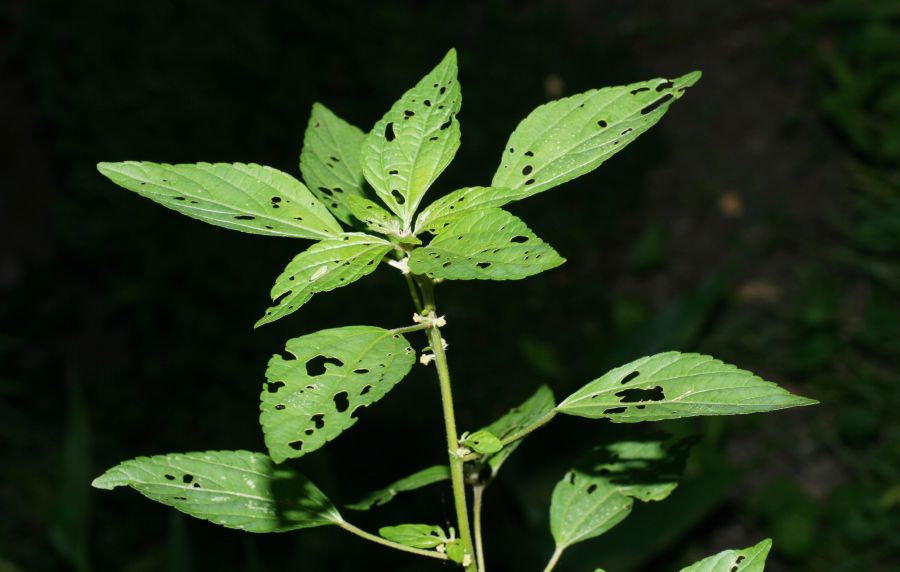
xmin=550 ymin=437 xmax=692 ymax=549
xmin=491 ymin=72 xmax=701 ymax=200
xmin=557 ymin=352 xmax=817 ymax=422
xmin=346 ymin=194 xmax=403 ymax=237
xmin=679 ymin=539 xmax=772 ymax=572
xmin=97 ymin=162 xmax=342 ymax=239
xmin=408 ymin=208 xmax=565 ymax=280
xmin=445 ymin=539 xmax=466 ymax=564
xmin=346 ymin=465 xmax=450 ymax=511
xmin=92 ymin=451 xmax=342 ymax=532
xmin=378 ymin=524 xmax=447 ymax=549
xmin=255 ymin=233 xmax=392 ymax=327
xmin=300 ymin=103 xmax=368 ymax=225
xmin=480 ymin=385 xmax=555 ymax=476
xmin=260 ymin=326 xmax=416 ymax=463
xmin=362 ymin=49 xmax=462 ymax=230
xmin=462 ymin=430 xmax=502 ymax=454
xmin=414 ymin=186 xmax=522 ymax=234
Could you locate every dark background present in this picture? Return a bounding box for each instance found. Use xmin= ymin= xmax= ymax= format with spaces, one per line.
xmin=2 ymin=0 xmax=898 ymax=571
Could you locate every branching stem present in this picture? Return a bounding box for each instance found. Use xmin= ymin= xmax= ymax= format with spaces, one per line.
xmin=339 ymin=521 xmax=448 ymax=561
xmin=473 ymin=484 xmax=487 ymax=572
xmin=460 ymin=410 xmax=558 ymax=462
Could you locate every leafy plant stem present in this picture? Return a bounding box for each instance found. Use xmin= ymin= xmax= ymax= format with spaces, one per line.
xmin=404 ymin=272 xmax=425 ymax=312
xmin=473 ymin=484 xmax=487 ymax=572
xmin=419 ymin=276 xmax=477 ymax=571
xmin=542 ymin=547 xmax=564 ymax=572
xmin=459 ymin=410 xmax=558 ymax=462
xmin=389 ymin=322 xmax=432 ymax=336
xmin=338 ymin=521 xmax=448 ymax=561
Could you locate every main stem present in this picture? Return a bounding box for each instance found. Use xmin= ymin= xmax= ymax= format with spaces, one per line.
xmin=419 ymin=276 xmax=477 ymax=571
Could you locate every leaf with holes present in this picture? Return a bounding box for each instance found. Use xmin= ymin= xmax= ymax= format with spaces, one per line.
xmin=362 ymin=49 xmax=462 ymax=230
xmin=680 ymin=539 xmax=772 ymax=572
xmin=260 ymin=326 xmax=416 ymax=463
xmin=347 ymin=465 xmax=450 ymax=511
xmin=492 ymin=72 xmax=701 ymax=201
xmin=408 ymin=208 xmax=565 ymax=280
xmin=347 ymin=194 xmax=403 ymax=237
xmin=462 ymin=430 xmax=502 ymax=454
xmin=97 ymin=162 xmax=342 ymax=239
xmin=414 ymin=186 xmax=522 ymax=234
xmin=479 ymin=385 xmax=555 ymax=476
xmin=92 ymin=450 xmax=342 ymax=532
xmin=557 ymin=352 xmax=817 ymax=422
xmin=255 ymin=233 xmax=392 ymax=327
xmin=550 ymin=437 xmax=692 ymax=549
xmin=300 ymin=103 xmax=368 ymax=225
xmin=378 ymin=524 xmax=448 ymax=549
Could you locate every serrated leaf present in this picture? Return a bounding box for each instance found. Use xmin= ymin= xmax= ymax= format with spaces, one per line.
xmin=300 ymin=103 xmax=368 ymax=225
xmin=256 ymin=233 xmax=392 ymax=327
xmin=378 ymin=524 xmax=447 ymax=549
xmin=408 ymin=208 xmax=565 ymax=280
xmin=346 ymin=194 xmax=403 ymax=237
xmin=97 ymin=162 xmax=341 ymax=239
xmin=480 ymin=385 xmax=555 ymax=476
xmin=492 ymin=72 xmax=701 ymax=200
xmin=414 ymin=186 xmax=521 ymax=234
xmin=550 ymin=437 xmax=693 ymax=549
xmin=680 ymin=539 xmax=772 ymax=572
xmin=362 ymin=49 xmax=462 ymax=230
xmin=557 ymin=352 xmax=817 ymax=422
xmin=260 ymin=326 xmax=416 ymax=463
xmin=462 ymin=430 xmax=502 ymax=454
xmin=346 ymin=465 xmax=450 ymax=511
xmin=92 ymin=451 xmax=341 ymax=532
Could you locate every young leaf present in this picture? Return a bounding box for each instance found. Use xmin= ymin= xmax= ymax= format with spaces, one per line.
xmin=97 ymin=162 xmax=342 ymax=239
xmin=92 ymin=451 xmax=342 ymax=532
xmin=445 ymin=540 xmax=466 ymax=564
xmin=414 ymin=186 xmax=521 ymax=234
xmin=492 ymin=72 xmax=701 ymax=201
xmin=260 ymin=326 xmax=416 ymax=463
xmin=346 ymin=194 xmax=403 ymax=237
xmin=408 ymin=208 xmax=565 ymax=280
xmin=680 ymin=539 xmax=772 ymax=572
xmin=557 ymin=352 xmax=817 ymax=422
xmin=378 ymin=524 xmax=447 ymax=549
xmin=300 ymin=103 xmax=368 ymax=225
xmin=480 ymin=385 xmax=555 ymax=476
xmin=362 ymin=49 xmax=462 ymax=230
xmin=550 ymin=437 xmax=692 ymax=550
xmin=255 ymin=233 xmax=392 ymax=327
xmin=346 ymin=465 xmax=450 ymax=511
xmin=462 ymin=430 xmax=503 ymax=454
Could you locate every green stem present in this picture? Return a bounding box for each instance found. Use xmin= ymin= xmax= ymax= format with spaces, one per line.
xmin=473 ymin=484 xmax=487 ymax=572
xmin=420 ymin=277 xmax=477 ymax=571
xmin=542 ymin=547 xmax=564 ymax=572
xmin=404 ymin=273 xmax=425 ymax=313
xmin=460 ymin=410 xmax=558 ymax=463
xmin=339 ymin=521 xmax=448 ymax=561
xmin=390 ymin=322 xmax=432 ymax=336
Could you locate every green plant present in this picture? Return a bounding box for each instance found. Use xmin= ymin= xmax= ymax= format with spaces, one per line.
xmin=93 ymin=49 xmax=816 ymax=571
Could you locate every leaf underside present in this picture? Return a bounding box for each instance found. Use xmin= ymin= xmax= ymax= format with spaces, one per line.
xmin=378 ymin=523 xmax=447 ymax=549
xmin=557 ymin=351 xmax=817 ymax=422
xmin=260 ymin=326 xmax=416 ymax=463
xmin=346 ymin=465 xmax=450 ymax=511
xmin=408 ymin=208 xmax=565 ymax=280
xmin=300 ymin=103 xmax=368 ymax=225
xmin=256 ymin=233 xmax=392 ymax=327
xmin=680 ymin=539 xmax=772 ymax=572
xmin=92 ymin=451 xmax=341 ymax=532
xmin=97 ymin=162 xmax=341 ymax=240
xmin=479 ymin=385 xmax=555 ymax=476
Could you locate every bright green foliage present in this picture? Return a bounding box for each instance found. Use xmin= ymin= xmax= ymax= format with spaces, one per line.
xmin=346 ymin=194 xmax=403 ymax=237
xmin=347 ymin=466 xmax=450 ymax=511
xmin=256 ymin=234 xmax=392 ymax=327
xmin=680 ymin=540 xmax=772 ymax=572
xmin=362 ymin=49 xmax=462 ymax=230
xmin=414 ymin=186 xmax=522 ymax=234
xmin=557 ymin=351 xmax=817 ymax=422
xmin=478 ymin=385 xmax=555 ymax=477
xmin=549 ymin=438 xmax=690 ymax=550
xmin=492 ymin=72 xmax=701 ymax=200
xmin=300 ymin=103 xmax=368 ymax=224
xmin=92 ymin=451 xmax=341 ymax=532
xmin=379 ymin=524 xmax=448 ymax=549
xmin=408 ymin=208 xmax=565 ymax=280
xmin=97 ymin=162 xmax=341 ymax=239
xmin=462 ymin=430 xmax=503 ymax=454
xmin=261 ymin=326 xmax=415 ymax=463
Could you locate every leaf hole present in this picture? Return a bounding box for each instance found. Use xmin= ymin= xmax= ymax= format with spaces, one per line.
xmin=333 ymin=391 xmax=350 ymax=413
xmin=182 ymin=474 xmax=194 ymax=484
xmin=656 ymin=80 xmax=674 ymax=91
xmin=615 ymin=385 xmax=665 ymax=403
xmin=524 ymin=179 xmax=535 ymax=185
xmin=524 ymin=150 xmax=534 ymax=157
xmin=640 ymin=94 xmax=673 ymax=115
xmin=234 ymin=215 xmax=255 ymax=220
xmin=275 ymin=404 xmax=286 ymax=410
xmin=630 ymin=87 xmax=650 ymax=95
xmin=164 ymin=474 xmax=175 ymax=481
xmin=266 ymin=381 xmax=285 ymax=393
xmin=305 ymin=356 xmax=344 ymax=376
xmin=311 ymin=413 xmax=325 ymax=429
xmin=621 ymin=371 xmax=640 ymax=384
xmin=587 ymin=483 xmax=598 ymax=494
xmin=522 ymin=165 xmax=533 ymax=175
xmin=391 ymin=189 xmax=406 ymax=205
xmin=384 ymin=122 xmax=396 ymax=141
xmin=604 ymin=406 xmax=628 ymax=414
xmin=597 ymin=120 xmax=607 ymax=128
xmin=476 ymin=262 xmax=491 ymax=269
xmin=510 ymin=235 xmax=528 ymax=244
xmin=360 ymin=384 xmax=373 ymax=395
xmin=289 ymin=440 xmax=303 ymax=451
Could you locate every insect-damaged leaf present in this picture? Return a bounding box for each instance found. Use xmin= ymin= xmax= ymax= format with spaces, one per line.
xmin=92 ymin=451 xmax=342 ymax=532
xmin=549 ymin=436 xmax=694 ymax=550
xmin=346 ymin=465 xmax=450 ymax=511
xmin=478 ymin=385 xmax=555 ymax=477
xmin=680 ymin=539 xmax=772 ymax=572
xmin=362 ymin=49 xmax=462 ymax=230
xmin=97 ymin=162 xmax=342 ymax=240
xmin=255 ymin=233 xmax=392 ymax=327
xmin=414 ymin=186 xmax=522 ymax=235
xmin=300 ymin=103 xmax=368 ymax=225
xmin=260 ymin=326 xmax=416 ymax=463
xmin=408 ymin=208 xmax=565 ymax=280
xmin=346 ymin=194 xmax=403 ymax=237
xmin=378 ymin=523 xmax=448 ymax=549
xmin=557 ymin=352 xmax=817 ymax=422
xmin=462 ymin=430 xmax=503 ymax=454
xmin=492 ymin=72 xmax=701 ymax=202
